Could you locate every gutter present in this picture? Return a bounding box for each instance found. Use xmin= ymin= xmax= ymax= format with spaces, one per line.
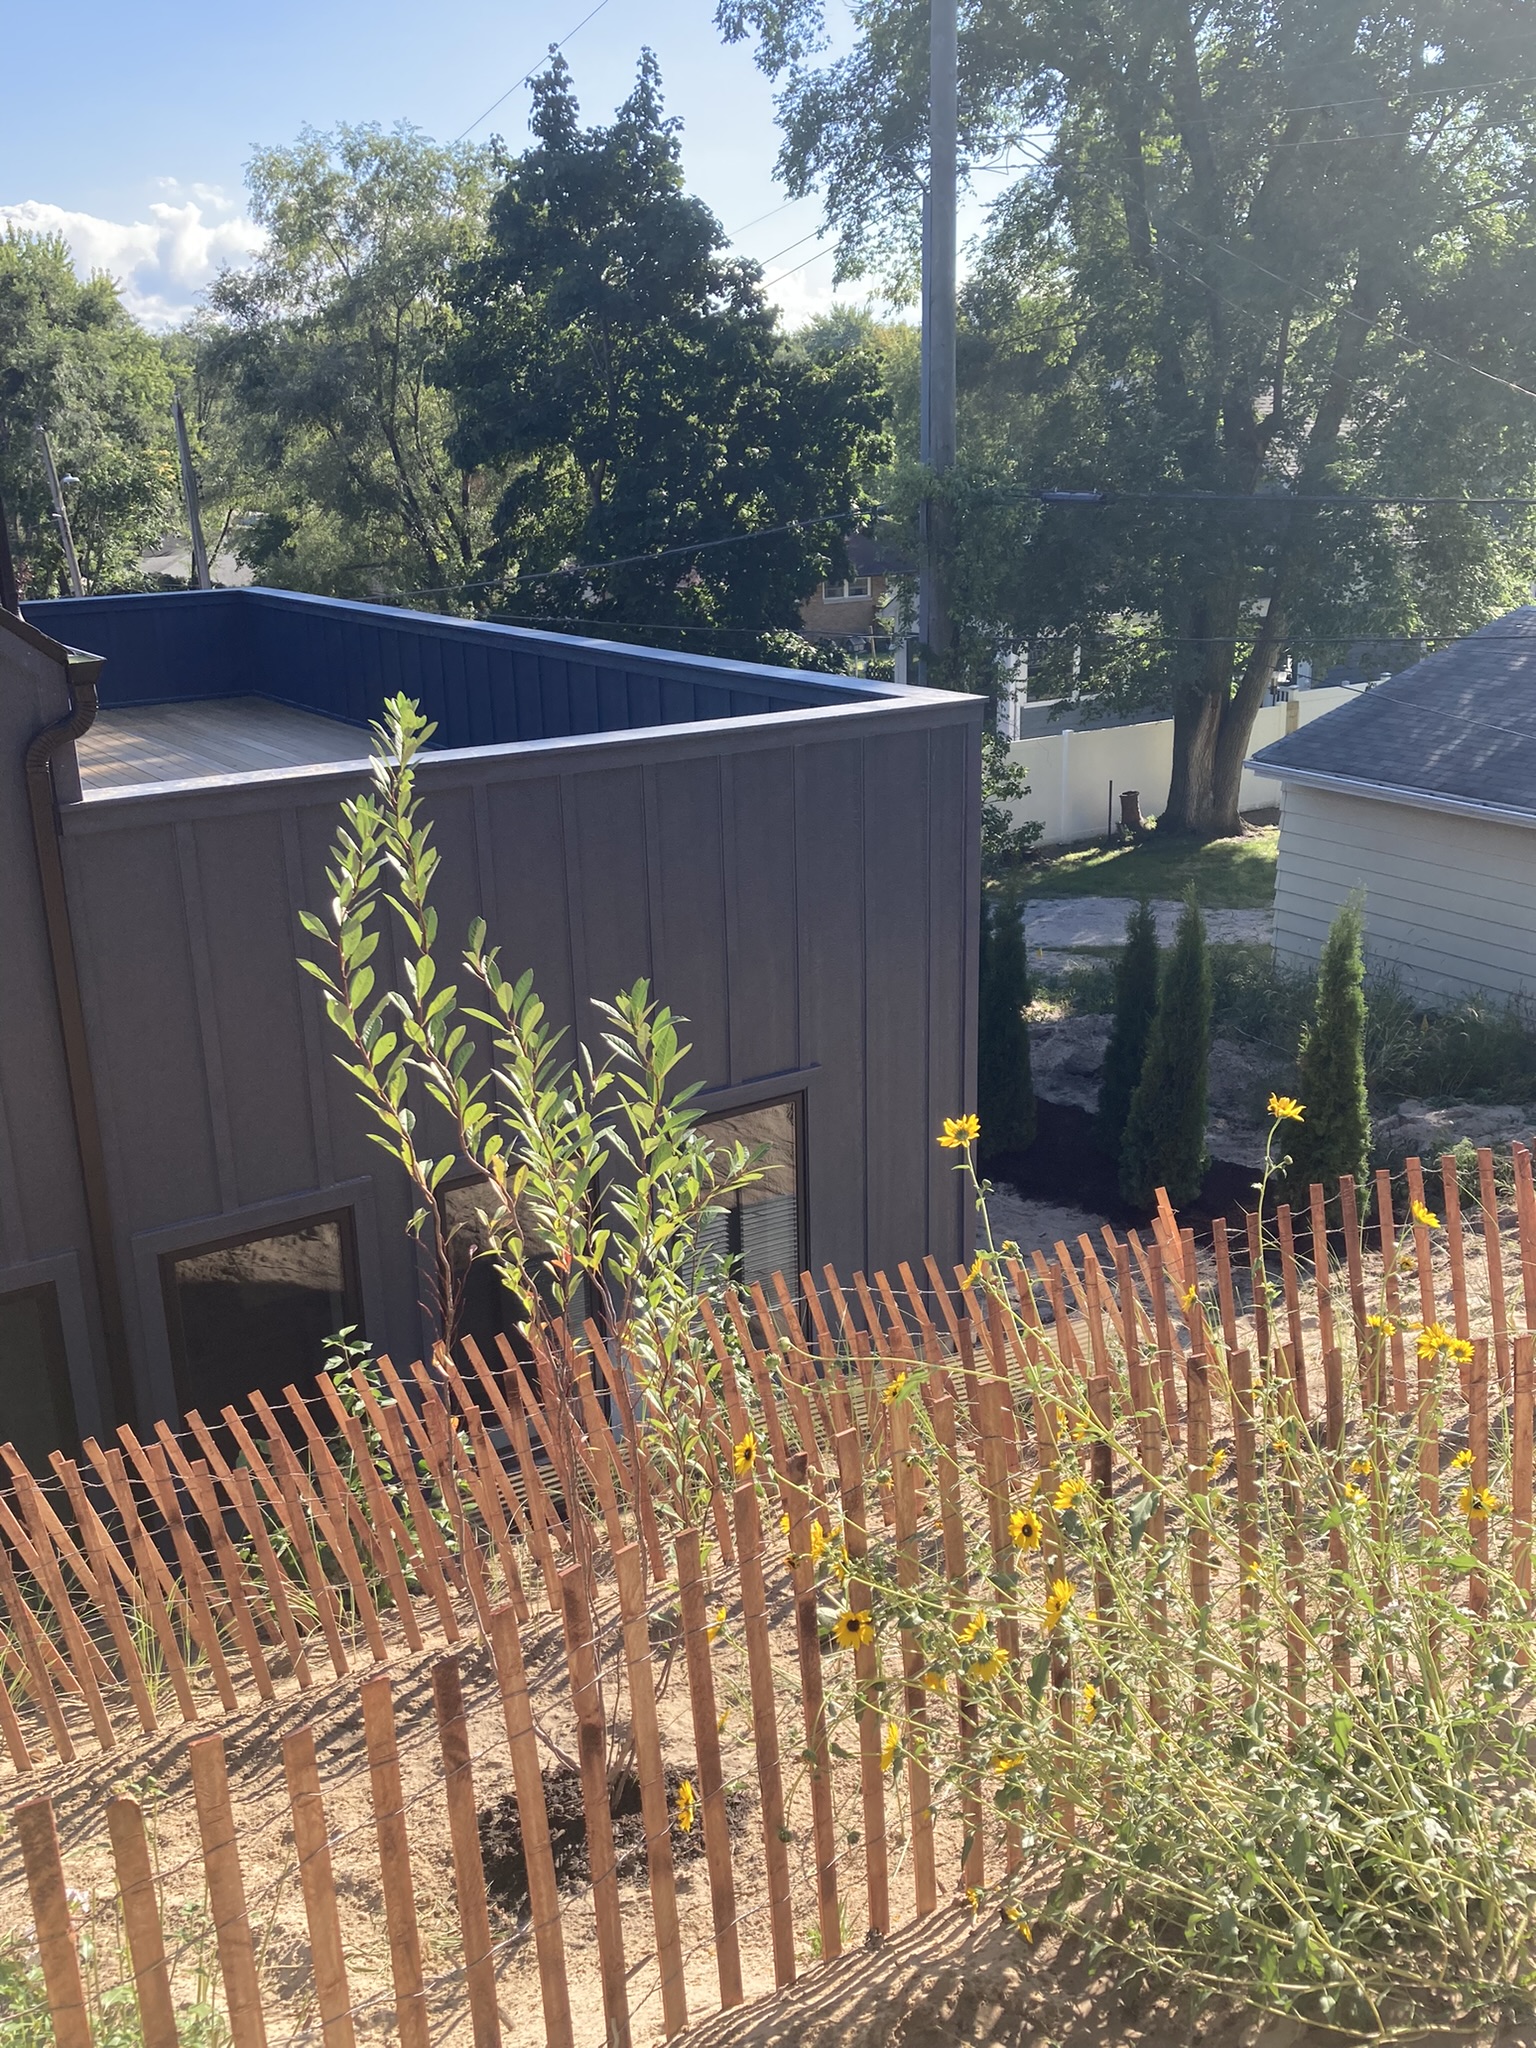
xmin=24 ymin=652 xmax=139 ymax=1428
xmin=1242 ymin=758 xmax=1536 ymax=835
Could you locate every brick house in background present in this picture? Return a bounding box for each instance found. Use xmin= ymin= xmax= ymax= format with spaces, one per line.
xmin=798 ymin=535 xmax=912 ymax=652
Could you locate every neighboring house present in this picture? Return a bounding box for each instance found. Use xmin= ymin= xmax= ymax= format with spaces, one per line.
xmin=798 ymin=535 xmax=911 ymax=649
xmin=1 ymin=587 xmax=980 ymax=1464
xmin=1248 ymin=607 xmax=1536 ymax=1002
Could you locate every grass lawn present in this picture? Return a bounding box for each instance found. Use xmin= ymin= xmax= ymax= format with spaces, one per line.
xmin=1019 ymin=824 xmax=1279 ymax=910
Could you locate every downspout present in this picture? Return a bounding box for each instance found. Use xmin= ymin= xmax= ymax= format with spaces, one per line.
xmin=23 ymin=653 xmax=139 ymax=1428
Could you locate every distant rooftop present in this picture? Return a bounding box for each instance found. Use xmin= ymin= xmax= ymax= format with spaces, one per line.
xmin=1249 ymin=605 xmax=1536 ymax=819
xmin=25 ymin=586 xmax=898 ymax=796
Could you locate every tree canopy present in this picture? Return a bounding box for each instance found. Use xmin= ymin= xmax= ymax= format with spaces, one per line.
xmin=202 ymin=123 xmax=498 ymax=596
xmin=719 ymin=0 xmax=1536 ymax=828
xmin=0 ymin=229 xmax=175 ymax=595
xmin=439 ymin=54 xmax=890 ymax=655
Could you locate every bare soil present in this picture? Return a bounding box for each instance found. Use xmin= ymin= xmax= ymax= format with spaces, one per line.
xmin=685 ymin=1908 xmax=1536 ymax=2048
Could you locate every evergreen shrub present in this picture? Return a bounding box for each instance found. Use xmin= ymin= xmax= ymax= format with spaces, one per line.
xmin=1119 ymin=890 xmax=1212 ymax=1209
xmin=1287 ymin=898 xmax=1370 ymax=1202
xmin=1095 ymin=897 xmax=1159 ymax=1159
xmin=978 ymin=895 xmax=1036 ymax=1158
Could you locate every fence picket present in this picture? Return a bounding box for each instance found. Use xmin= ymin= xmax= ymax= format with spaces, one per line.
xmin=283 ymin=1724 xmax=357 ymax=2048
xmin=14 ymin=1797 xmax=91 ymax=2048
xmin=674 ymin=1526 xmax=743 ymax=2008
xmin=834 ymin=1427 xmax=889 ymax=1939
xmin=785 ymin=1451 xmax=841 ymax=1962
xmin=107 ymin=1796 xmax=180 ymax=2048
xmin=612 ymin=1550 xmax=686 ymax=2037
xmin=733 ymin=1479 xmax=797 ymax=1986
xmin=432 ymin=1656 xmax=504 ymax=2048
xmin=189 ymin=1734 xmax=269 ymax=2048
xmin=360 ymin=1674 xmax=432 ymax=2048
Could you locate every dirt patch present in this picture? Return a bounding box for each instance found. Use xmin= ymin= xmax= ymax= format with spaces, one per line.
xmin=479 ymin=1761 xmax=748 ymax=1918
xmin=685 ymin=1906 xmax=1536 ymax=2048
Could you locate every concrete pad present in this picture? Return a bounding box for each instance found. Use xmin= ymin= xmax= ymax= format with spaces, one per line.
xmin=1023 ymin=896 xmax=1272 ymax=952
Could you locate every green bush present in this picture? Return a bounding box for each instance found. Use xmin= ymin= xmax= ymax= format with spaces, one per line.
xmin=1095 ymin=898 xmax=1159 ymax=1160
xmin=978 ymin=894 xmax=1036 ymax=1156
xmin=1119 ymin=891 xmax=1212 ymax=1209
xmin=1287 ymin=900 xmax=1371 ymax=1202
xmin=981 ymin=731 xmax=1045 ymax=880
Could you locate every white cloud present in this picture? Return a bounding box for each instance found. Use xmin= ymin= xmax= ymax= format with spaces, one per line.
xmin=0 ymin=186 xmax=264 ymax=329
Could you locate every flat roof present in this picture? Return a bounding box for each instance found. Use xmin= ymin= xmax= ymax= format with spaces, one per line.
xmin=76 ymin=698 xmax=365 ymax=795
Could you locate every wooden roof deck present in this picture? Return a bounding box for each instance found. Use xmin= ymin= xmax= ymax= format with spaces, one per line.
xmin=76 ymin=698 xmax=367 ymax=793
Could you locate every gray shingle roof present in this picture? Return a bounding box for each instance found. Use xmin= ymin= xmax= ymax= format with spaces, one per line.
xmin=1249 ymin=606 xmax=1536 ymax=816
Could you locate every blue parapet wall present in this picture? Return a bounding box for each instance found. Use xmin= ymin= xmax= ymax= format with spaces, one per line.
xmin=24 ymin=587 xmax=888 ymax=750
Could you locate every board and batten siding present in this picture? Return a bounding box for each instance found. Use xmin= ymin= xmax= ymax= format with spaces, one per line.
xmin=1273 ymin=780 xmax=1536 ymax=1002
xmin=53 ymin=697 xmax=979 ymax=1422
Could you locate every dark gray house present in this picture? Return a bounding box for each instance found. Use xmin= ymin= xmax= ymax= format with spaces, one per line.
xmin=1 ymin=587 xmax=980 ymax=1462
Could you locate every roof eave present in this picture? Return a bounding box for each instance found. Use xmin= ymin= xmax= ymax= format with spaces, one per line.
xmin=1244 ymin=757 xmax=1536 ymax=833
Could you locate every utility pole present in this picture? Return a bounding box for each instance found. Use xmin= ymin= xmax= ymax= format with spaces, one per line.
xmin=918 ymin=0 xmax=957 ymax=685
xmin=0 ymin=485 xmax=18 ymax=614
xmin=172 ymin=392 xmax=212 ymax=590
xmin=35 ymin=423 xmax=84 ymax=598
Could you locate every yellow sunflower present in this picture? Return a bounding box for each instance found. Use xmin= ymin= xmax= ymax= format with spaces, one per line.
xmin=937 ymin=1113 xmax=981 ymax=1150
xmin=831 ymin=1608 xmax=875 ymax=1651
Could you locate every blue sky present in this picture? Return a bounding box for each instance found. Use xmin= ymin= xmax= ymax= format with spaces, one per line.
xmin=1 ymin=0 xmax=884 ymax=329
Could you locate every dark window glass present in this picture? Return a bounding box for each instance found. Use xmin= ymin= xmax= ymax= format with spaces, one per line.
xmin=441 ymin=1180 xmax=587 ymax=1379
xmin=162 ymin=1214 xmax=358 ymax=1418
xmin=0 ymin=1284 xmax=78 ymax=1467
xmin=696 ymin=1098 xmax=801 ymax=1289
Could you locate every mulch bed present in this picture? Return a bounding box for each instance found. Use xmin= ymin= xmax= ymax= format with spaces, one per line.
xmin=986 ymin=1096 xmax=1257 ymax=1239
xmin=480 ymin=1760 xmax=750 ymax=1920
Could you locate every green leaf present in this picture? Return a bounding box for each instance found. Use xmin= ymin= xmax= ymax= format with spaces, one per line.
xmin=1127 ymin=1488 xmax=1160 ymax=1556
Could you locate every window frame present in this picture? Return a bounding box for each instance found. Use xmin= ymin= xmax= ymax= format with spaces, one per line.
xmin=0 ymin=1279 xmax=80 ymax=1461
xmin=158 ymin=1205 xmax=363 ymax=1415
xmin=695 ymin=1090 xmax=807 ymax=1295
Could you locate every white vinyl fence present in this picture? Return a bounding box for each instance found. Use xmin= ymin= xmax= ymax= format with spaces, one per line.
xmin=1005 ymin=685 xmax=1361 ymax=847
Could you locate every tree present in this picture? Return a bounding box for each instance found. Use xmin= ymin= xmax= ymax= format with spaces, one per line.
xmin=0 ymin=230 xmax=175 ymax=594
xmin=1119 ymin=891 xmax=1211 ymax=1209
xmin=1096 ymin=898 xmax=1159 ymax=1160
xmin=717 ymin=0 xmax=1536 ymax=828
xmin=204 ymin=124 xmax=497 ymax=597
xmin=1287 ymin=899 xmax=1370 ymax=1204
xmin=980 ymin=729 xmax=1044 ymax=878
xmin=439 ymin=55 xmax=889 ymax=656
xmin=978 ymin=895 xmax=1036 ymax=1158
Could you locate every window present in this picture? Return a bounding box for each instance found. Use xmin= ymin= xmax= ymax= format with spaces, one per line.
xmin=440 ymin=1179 xmax=587 ymax=1377
xmin=0 ymin=1284 xmax=78 ymax=1467
xmin=821 ymin=578 xmax=871 ymax=602
xmin=161 ymin=1213 xmax=359 ymax=1418
xmin=696 ymin=1098 xmax=802 ymax=1290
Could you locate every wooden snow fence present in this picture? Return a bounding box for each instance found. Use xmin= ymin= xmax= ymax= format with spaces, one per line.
xmin=7 ymin=1142 xmax=1536 ymax=2045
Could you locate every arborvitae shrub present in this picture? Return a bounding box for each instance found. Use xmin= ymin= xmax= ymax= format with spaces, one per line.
xmin=978 ymin=894 xmax=1036 ymax=1158
xmin=1096 ymin=897 xmax=1160 ymax=1159
xmin=1287 ymin=898 xmax=1370 ymax=1204
xmin=1119 ymin=890 xmax=1212 ymax=1209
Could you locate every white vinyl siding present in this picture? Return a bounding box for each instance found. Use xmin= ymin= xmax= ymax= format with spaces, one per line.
xmin=1273 ymin=781 xmax=1536 ymax=1003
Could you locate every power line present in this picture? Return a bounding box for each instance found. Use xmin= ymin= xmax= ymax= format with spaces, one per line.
xmin=754 ymin=224 xmax=829 ymax=271
xmin=725 ymin=197 xmax=800 ymax=240
xmin=386 ymin=505 xmax=869 ymax=602
xmin=1007 ymin=486 xmax=1536 ymax=509
xmin=453 ymin=0 xmax=619 ymax=143
xmin=979 ymin=130 xmax=1536 ymax=408
xmin=763 ymin=242 xmax=837 ymax=289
